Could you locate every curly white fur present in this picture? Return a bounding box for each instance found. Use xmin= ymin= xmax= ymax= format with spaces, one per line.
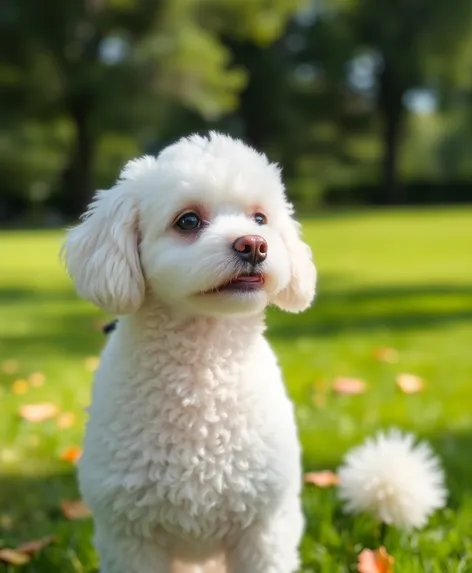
xmin=62 ymin=132 xmax=316 ymax=573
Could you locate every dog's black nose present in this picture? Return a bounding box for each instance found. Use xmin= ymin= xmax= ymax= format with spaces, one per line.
xmin=233 ymin=235 xmax=268 ymax=265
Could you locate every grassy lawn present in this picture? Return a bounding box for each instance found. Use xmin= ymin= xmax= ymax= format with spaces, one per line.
xmin=1 ymin=207 xmax=471 ymax=572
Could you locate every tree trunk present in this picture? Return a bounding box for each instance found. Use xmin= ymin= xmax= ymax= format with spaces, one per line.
xmin=60 ymin=99 xmax=94 ymax=218
xmin=378 ymin=57 xmax=405 ymax=205
xmin=226 ymin=41 xmax=271 ymax=151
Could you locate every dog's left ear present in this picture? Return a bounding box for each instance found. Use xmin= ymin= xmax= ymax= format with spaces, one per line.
xmin=61 ymin=181 xmax=145 ymax=315
xmin=273 ymin=208 xmax=316 ymax=313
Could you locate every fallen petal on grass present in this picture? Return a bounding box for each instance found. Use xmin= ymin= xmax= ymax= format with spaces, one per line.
xmin=61 ymin=500 xmax=92 ymax=520
xmin=19 ymin=403 xmax=58 ymax=423
xmin=1 ymin=359 xmax=20 ymax=374
xmin=0 ymin=548 xmax=30 ymax=566
xmin=358 ymin=547 xmax=394 ymax=573
xmin=16 ymin=536 xmax=55 ymax=555
xmin=11 ymin=379 xmax=29 ymax=395
xmin=59 ymin=446 xmax=82 ymax=463
xmin=372 ymin=347 xmax=399 ymax=363
xmin=304 ymin=471 xmax=339 ymax=487
xmin=84 ymin=356 xmax=100 ymax=372
xmin=0 ymin=535 xmax=55 ymax=566
xmin=56 ymin=412 xmax=76 ymax=429
xmin=28 ymin=372 xmax=45 ymax=387
xmin=332 ymin=377 xmax=367 ymax=395
xmin=396 ymin=373 xmax=424 ymax=394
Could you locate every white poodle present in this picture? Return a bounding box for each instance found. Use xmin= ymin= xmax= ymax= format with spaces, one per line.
xmin=62 ymin=132 xmax=317 ymax=573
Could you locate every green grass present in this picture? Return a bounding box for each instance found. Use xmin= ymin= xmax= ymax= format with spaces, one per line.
xmin=1 ymin=207 xmax=471 ymax=572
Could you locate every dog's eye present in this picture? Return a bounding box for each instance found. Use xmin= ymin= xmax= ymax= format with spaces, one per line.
xmin=175 ymin=212 xmax=201 ymax=231
xmin=253 ymin=213 xmax=267 ymax=226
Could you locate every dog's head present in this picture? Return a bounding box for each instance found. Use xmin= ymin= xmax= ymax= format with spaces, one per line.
xmin=62 ymin=132 xmax=316 ymax=317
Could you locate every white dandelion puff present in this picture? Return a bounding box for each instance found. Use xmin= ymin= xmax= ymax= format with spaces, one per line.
xmin=337 ymin=429 xmax=447 ymax=530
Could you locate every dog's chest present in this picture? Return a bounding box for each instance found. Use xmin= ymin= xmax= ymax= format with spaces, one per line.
xmin=90 ymin=354 xmax=288 ymax=539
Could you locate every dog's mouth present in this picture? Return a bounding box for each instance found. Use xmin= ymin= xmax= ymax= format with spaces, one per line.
xmin=203 ymin=273 xmax=265 ymax=294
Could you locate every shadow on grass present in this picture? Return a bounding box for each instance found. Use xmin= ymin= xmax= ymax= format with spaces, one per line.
xmin=0 ymin=286 xmax=106 ymax=363
xmin=0 ymin=469 xmax=97 ymax=572
xmin=427 ymin=429 xmax=472 ymax=508
xmin=0 ymin=288 xmax=80 ymax=305
xmin=268 ymin=282 xmax=472 ymax=339
xmin=1 ymin=430 xmax=472 ymax=571
xmin=0 ymin=470 xmax=80 ymax=532
xmin=2 ymin=281 xmax=472 ymax=362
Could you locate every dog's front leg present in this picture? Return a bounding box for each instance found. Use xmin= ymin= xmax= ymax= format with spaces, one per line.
xmin=226 ymin=499 xmax=304 ymax=573
xmin=94 ymin=523 xmax=171 ymax=573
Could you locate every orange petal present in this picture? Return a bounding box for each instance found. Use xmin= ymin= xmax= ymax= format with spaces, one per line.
xmin=304 ymin=471 xmax=339 ymax=487
xmin=0 ymin=548 xmax=30 ymax=565
xmin=61 ymin=500 xmax=92 ymax=520
xmin=84 ymin=356 xmax=100 ymax=372
xmin=28 ymin=372 xmax=45 ymax=387
xmin=372 ymin=347 xmax=399 ymax=363
xmin=16 ymin=535 xmax=55 ymax=555
xmin=396 ymin=373 xmax=424 ymax=394
xmin=57 ymin=412 xmax=76 ymax=429
xmin=358 ymin=549 xmax=377 ymax=573
xmin=19 ymin=403 xmax=58 ymax=423
xmin=332 ymin=377 xmax=367 ymax=395
xmin=59 ymin=446 xmax=82 ymax=463
xmin=1 ymin=359 xmax=20 ymax=374
xmin=11 ymin=379 xmax=29 ymax=395
xmin=358 ymin=547 xmax=394 ymax=573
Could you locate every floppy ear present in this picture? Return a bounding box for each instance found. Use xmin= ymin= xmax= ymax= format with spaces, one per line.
xmin=61 ymin=183 xmax=145 ymax=315
xmin=273 ymin=209 xmax=316 ymax=313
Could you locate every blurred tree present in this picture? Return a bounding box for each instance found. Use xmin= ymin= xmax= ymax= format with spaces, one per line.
xmin=347 ymin=0 xmax=472 ymax=203
xmin=288 ymin=0 xmax=472 ymax=203
xmin=0 ymin=0 xmax=301 ymax=217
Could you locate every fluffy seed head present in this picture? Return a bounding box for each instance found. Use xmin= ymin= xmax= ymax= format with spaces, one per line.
xmin=337 ymin=429 xmax=447 ymax=530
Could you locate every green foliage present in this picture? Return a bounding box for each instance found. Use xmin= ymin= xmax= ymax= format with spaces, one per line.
xmin=1 ymin=208 xmax=472 ymax=570
xmin=196 ymin=0 xmax=304 ymax=45
xmin=1 ymin=0 xmax=472 ymax=214
xmin=0 ymin=0 xmax=303 ymax=215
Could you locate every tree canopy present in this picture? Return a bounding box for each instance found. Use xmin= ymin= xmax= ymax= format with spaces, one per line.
xmin=1 ymin=0 xmax=472 ymax=220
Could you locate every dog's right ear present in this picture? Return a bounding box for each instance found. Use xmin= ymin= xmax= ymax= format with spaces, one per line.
xmin=61 ymin=182 xmax=145 ymax=315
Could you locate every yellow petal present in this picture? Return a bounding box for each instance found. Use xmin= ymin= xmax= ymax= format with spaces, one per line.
xmin=56 ymin=412 xmax=76 ymax=429
xmin=19 ymin=403 xmax=58 ymax=423
xmin=84 ymin=356 xmax=100 ymax=372
xmin=396 ymin=373 xmax=424 ymax=394
xmin=28 ymin=372 xmax=45 ymax=387
xmin=12 ymin=379 xmax=29 ymax=395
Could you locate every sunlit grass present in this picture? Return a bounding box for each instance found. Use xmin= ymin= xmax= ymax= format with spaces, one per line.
xmin=0 ymin=207 xmax=471 ymax=571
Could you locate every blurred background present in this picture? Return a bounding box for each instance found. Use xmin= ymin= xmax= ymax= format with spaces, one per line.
xmin=2 ymin=0 xmax=472 ymax=222
xmin=1 ymin=1 xmax=472 ymax=571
